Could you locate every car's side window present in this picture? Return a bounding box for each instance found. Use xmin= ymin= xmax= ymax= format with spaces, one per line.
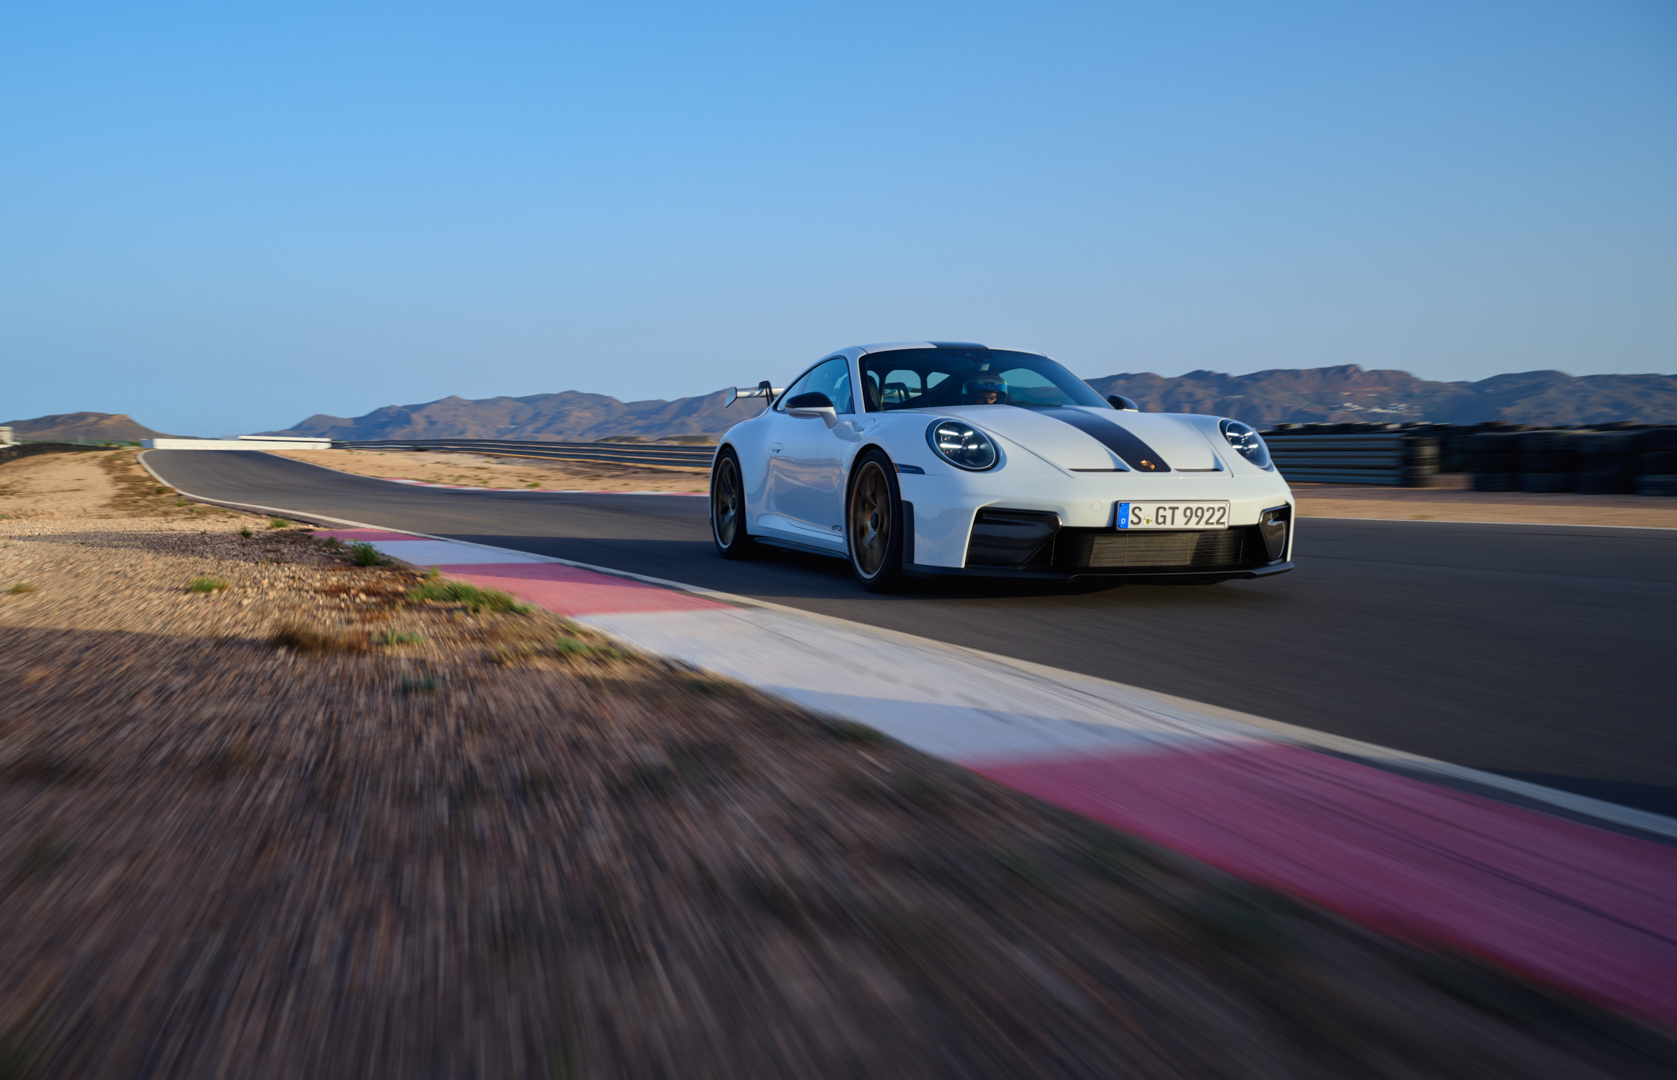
xmin=773 ymin=367 xmax=817 ymax=411
xmin=779 ymin=357 xmax=853 ymax=414
xmin=804 ymin=357 xmax=854 ymax=414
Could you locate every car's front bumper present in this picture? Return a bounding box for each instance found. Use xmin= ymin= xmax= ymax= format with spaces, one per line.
xmin=895 ymin=464 xmax=1296 ymax=573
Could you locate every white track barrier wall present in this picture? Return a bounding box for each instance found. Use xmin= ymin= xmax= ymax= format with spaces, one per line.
xmin=142 ymin=438 xmax=331 ymax=450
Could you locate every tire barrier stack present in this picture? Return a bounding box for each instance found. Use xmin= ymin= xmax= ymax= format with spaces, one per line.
xmin=1465 ymin=428 xmax=1677 ymax=495
xmin=333 ymin=437 xmax=717 ymax=470
xmin=1258 ymin=432 xmax=1440 ymax=486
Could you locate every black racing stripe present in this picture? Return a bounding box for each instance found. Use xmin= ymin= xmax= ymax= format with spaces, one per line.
xmin=1034 ymin=407 xmax=1171 ymax=472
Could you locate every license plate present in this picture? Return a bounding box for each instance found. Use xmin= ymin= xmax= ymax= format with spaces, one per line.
xmin=1116 ymin=501 xmax=1230 ymax=530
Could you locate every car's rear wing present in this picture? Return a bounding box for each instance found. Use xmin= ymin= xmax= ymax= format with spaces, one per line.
xmin=725 ymin=381 xmax=783 ymax=407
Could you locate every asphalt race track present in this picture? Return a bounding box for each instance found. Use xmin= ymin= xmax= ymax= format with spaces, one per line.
xmin=147 ymin=450 xmax=1677 ymax=818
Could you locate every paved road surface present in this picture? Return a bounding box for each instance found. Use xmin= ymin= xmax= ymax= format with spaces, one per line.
xmin=146 ymin=450 xmax=1677 ymax=817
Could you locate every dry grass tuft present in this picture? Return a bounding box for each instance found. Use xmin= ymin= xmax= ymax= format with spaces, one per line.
xmin=4 ymin=582 xmax=37 ymax=595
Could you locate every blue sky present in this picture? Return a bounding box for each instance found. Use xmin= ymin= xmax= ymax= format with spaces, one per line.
xmin=2 ymin=0 xmax=1673 ymax=436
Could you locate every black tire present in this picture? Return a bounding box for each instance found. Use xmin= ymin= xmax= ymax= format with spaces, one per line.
xmin=1472 ymin=473 xmax=1517 ymax=492
xmin=846 ymin=450 xmax=906 ymax=593
xmin=1635 ymin=474 xmax=1677 ymax=497
xmin=1519 ymin=472 xmax=1573 ymax=494
xmin=710 ymin=448 xmax=759 ymax=559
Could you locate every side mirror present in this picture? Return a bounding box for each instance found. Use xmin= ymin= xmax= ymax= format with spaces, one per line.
xmin=1107 ymin=394 xmax=1140 ymax=411
xmin=784 ymin=391 xmax=839 ymax=427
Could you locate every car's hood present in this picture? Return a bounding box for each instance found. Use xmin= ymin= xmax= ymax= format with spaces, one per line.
xmin=936 ymin=405 xmax=1223 ymax=472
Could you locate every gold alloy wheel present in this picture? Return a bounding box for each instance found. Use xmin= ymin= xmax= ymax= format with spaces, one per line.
xmin=712 ymin=457 xmax=740 ymax=546
xmin=849 ymin=460 xmax=891 ymax=577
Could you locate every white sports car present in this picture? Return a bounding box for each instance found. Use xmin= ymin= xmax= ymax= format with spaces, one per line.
xmin=711 ymin=342 xmax=1295 ymax=591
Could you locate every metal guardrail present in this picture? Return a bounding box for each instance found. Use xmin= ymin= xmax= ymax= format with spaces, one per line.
xmin=0 ymin=441 xmax=113 ymax=466
xmin=1262 ymin=433 xmax=1440 ymax=487
xmin=333 ymin=438 xmax=717 ymax=469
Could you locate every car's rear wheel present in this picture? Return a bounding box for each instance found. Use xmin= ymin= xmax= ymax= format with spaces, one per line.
xmin=847 ymin=450 xmax=905 ymax=592
xmin=711 ymin=449 xmax=758 ymax=559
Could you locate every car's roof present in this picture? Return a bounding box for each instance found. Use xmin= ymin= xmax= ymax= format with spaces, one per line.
xmin=831 ymin=342 xmax=1014 ymax=360
xmin=849 ymin=342 xmax=939 ymax=356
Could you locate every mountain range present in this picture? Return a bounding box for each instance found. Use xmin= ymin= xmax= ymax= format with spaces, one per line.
xmin=1084 ymin=367 xmax=1677 ymax=428
xmin=263 ymin=367 xmax=1675 ymax=440
xmin=8 ymin=367 xmax=1673 ymax=445
xmin=0 ymin=412 xmax=176 ymax=442
xmin=262 ymin=390 xmax=766 ymax=442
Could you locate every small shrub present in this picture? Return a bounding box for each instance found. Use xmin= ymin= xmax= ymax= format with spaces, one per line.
xmin=12 ymin=833 xmax=74 ymax=883
xmin=321 ymin=536 xmax=343 ymax=549
xmin=349 ymin=541 xmax=386 ymax=566
xmin=238 ymin=526 xmax=253 ymax=538
xmin=376 ymin=629 xmax=424 ymax=646
xmin=554 ymin=637 xmax=597 ymax=657
xmin=268 ymin=517 xmax=292 ymax=529
xmin=188 ymin=577 xmax=229 ymax=593
xmin=4 ymin=582 xmax=37 ymax=595
xmin=401 ymin=673 xmax=442 ymax=693
xmin=268 ymin=620 xmax=367 ymax=654
xmin=406 ymin=579 xmax=530 ymax=614
xmin=1 ymin=753 xmax=98 ymax=785
xmin=175 ymin=499 xmax=190 ymax=507
xmin=153 ymin=485 xmax=169 ymax=495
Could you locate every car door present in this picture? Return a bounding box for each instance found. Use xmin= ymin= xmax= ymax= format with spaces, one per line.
xmin=766 ymin=356 xmax=854 ymax=545
xmin=750 ymin=363 xmax=816 ymax=540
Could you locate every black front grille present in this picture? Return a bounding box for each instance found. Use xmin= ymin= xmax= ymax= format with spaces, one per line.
xmin=1051 ymin=526 xmax=1264 ymax=571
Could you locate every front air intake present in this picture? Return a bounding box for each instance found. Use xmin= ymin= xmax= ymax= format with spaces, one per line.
xmin=1258 ymin=504 xmax=1291 ymax=562
xmin=965 ymin=508 xmax=1061 ymax=568
xmin=1051 ymin=527 xmax=1265 ymax=570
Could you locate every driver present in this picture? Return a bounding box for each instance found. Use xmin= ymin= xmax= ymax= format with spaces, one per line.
xmin=962 ymin=375 xmax=1007 ymax=405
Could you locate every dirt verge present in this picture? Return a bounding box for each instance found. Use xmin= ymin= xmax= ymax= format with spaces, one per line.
xmin=1 ymin=448 xmax=1673 ymax=1078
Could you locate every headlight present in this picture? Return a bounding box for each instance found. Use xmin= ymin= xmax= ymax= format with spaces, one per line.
xmin=927 ymin=419 xmax=998 ymax=471
xmin=1220 ymin=419 xmax=1273 ymax=470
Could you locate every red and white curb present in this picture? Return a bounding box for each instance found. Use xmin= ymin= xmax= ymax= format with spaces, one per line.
xmin=318 ymin=524 xmax=1677 ymax=1028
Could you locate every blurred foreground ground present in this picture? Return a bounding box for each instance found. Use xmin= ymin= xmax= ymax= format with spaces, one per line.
xmin=1 ymin=449 xmax=1673 ymax=1078
xmin=268 ymin=447 xmax=1677 ymax=527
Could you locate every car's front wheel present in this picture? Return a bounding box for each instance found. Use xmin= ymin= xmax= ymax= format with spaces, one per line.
xmin=711 ymin=449 xmax=759 ymax=559
xmin=847 ymin=450 xmax=906 ymax=592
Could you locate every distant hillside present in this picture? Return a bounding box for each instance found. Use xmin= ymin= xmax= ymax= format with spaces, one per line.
xmin=261 ymin=366 xmax=1677 ymax=443
xmin=264 ymin=390 xmax=765 ymax=442
xmin=1085 ymin=367 xmax=1677 ymax=427
xmin=2 ymin=411 xmax=177 ymax=442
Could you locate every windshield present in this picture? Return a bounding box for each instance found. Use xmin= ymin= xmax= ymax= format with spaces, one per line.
xmin=859 ymin=348 xmax=1109 ymax=412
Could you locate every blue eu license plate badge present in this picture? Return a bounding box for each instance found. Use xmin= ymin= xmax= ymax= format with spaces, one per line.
xmin=1117 ymin=502 xmax=1131 ymax=529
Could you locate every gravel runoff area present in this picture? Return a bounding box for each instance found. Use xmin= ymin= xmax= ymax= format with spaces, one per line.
xmin=2 ymin=449 xmax=1675 ymax=1080
xmin=268 ymin=447 xmax=1677 ymax=528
